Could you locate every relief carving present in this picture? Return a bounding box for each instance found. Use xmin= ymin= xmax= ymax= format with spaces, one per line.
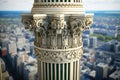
xmin=34 ymin=47 xmax=83 ymax=62
xmin=51 ymin=15 xmax=67 ymax=34
xmin=22 ymin=16 xmax=33 ymax=29
xmin=22 ymin=14 xmax=93 ymax=49
xmin=69 ymin=17 xmax=93 ymax=36
xmin=62 ymin=36 xmax=68 ymax=49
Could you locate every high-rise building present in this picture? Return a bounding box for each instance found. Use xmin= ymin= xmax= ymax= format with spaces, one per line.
xmin=0 ymin=58 xmax=2 ymax=80
xmin=83 ymin=38 xmax=90 ymax=47
xmin=1 ymin=47 xmax=7 ymax=56
xmin=89 ymin=36 xmax=97 ymax=48
xmin=22 ymin=0 xmax=93 ymax=80
xmin=95 ymin=63 xmax=108 ymax=80
xmin=16 ymin=36 xmax=26 ymax=50
xmin=0 ymin=58 xmax=13 ymax=80
xmin=8 ymin=41 xmax=17 ymax=55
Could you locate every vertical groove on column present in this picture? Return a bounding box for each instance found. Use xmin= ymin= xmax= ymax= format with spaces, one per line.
xmin=66 ymin=63 xmax=68 ymax=80
xmin=51 ymin=63 xmax=53 ymax=80
xmin=49 ymin=63 xmax=51 ymax=80
xmin=59 ymin=64 xmax=60 ymax=80
xmin=55 ymin=64 xmax=56 ymax=80
xmin=52 ymin=64 xmax=55 ymax=80
xmin=39 ymin=61 xmax=41 ymax=80
xmin=63 ymin=63 xmax=64 ymax=80
xmin=60 ymin=64 xmax=63 ymax=80
xmin=43 ymin=62 xmax=45 ymax=80
xmin=68 ymin=63 xmax=70 ymax=80
xmin=41 ymin=62 xmax=43 ymax=80
xmin=44 ymin=62 xmax=46 ymax=80
xmin=46 ymin=63 xmax=48 ymax=80
xmin=56 ymin=64 xmax=59 ymax=80
xmin=64 ymin=63 xmax=66 ymax=80
xmin=47 ymin=63 xmax=49 ymax=80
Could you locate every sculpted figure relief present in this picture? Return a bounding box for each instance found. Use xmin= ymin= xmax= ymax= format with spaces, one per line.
xmin=51 ymin=18 xmax=57 ymax=29
xmin=70 ymin=18 xmax=82 ymax=36
xmin=58 ymin=17 xmax=67 ymax=30
xmin=34 ymin=18 xmax=48 ymax=38
xmin=51 ymin=16 xmax=66 ymax=30
xmin=62 ymin=36 xmax=68 ymax=49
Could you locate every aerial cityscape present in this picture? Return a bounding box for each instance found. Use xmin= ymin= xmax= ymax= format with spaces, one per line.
xmin=0 ymin=11 xmax=120 ymax=80
xmin=0 ymin=0 xmax=120 ymax=80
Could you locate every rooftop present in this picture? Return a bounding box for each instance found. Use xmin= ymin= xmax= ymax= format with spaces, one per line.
xmin=109 ymin=70 xmax=120 ymax=79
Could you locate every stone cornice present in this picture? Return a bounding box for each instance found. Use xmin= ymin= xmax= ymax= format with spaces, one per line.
xmin=33 ymin=3 xmax=83 ymax=8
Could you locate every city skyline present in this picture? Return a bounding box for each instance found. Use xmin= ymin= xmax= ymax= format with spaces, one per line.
xmin=0 ymin=0 xmax=120 ymax=79
xmin=0 ymin=0 xmax=120 ymax=11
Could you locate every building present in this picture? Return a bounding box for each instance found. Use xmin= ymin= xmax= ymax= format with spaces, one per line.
xmin=24 ymin=64 xmax=37 ymax=80
xmin=15 ymin=26 xmax=22 ymax=35
xmin=1 ymin=47 xmax=7 ymax=56
xmin=95 ymin=63 xmax=108 ymax=80
xmin=109 ymin=70 xmax=120 ymax=80
xmin=0 ymin=58 xmax=2 ymax=80
xmin=0 ymin=58 xmax=13 ymax=80
xmin=8 ymin=41 xmax=17 ymax=55
xmin=113 ymin=42 xmax=120 ymax=53
xmin=16 ymin=51 xmax=29 ymax=72
xmin=117 ymin=26 xmax=120 ymax=35
xmin=22 ymin=0 xmax=93 ymax=80
xmin=22 ymin=56 xmax=37 ymax=80
xmin=110 ymin=40 xmax=120 ymax=53
xmin=89 ymin=36 xmax=97 ymax=48
xmin=107 ymin=31 xmax=118 ymax=38
xmin=16 ymin=36 xmax=26 ymax=50
xmin=83 ymin=29 xmax=93 ymax=35
xmin=83 ymin=38 xmax=90 ymax=47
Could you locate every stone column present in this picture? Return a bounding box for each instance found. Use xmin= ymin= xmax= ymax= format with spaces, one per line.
xmin=22 ymin=13 xmax=93 ymax=80
xmin=22 ymin=0 xmax=93 ymax=80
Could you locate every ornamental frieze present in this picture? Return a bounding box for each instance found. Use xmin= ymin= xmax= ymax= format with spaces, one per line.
xmin=34 ymin=46 xmax=83 ymax=62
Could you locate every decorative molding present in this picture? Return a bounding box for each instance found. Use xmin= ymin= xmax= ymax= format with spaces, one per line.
xmin=34 ymin=46 xmax=83 ymax=62
xmin=33 ymin=3 xmax=83 ymax=8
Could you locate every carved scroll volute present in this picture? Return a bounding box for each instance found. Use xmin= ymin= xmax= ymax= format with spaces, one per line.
xmin=33 ymin=14 xmax=47 ymax=31
xmin=69 ymin=17 xmax=83 ymax=36
xmin=84 ymin=14 xmax=94 ymax=30
xmin=69 ymin=14 xmax=93 ymax=36
xmin=22 ymin=14 xmax=33 ymax=29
